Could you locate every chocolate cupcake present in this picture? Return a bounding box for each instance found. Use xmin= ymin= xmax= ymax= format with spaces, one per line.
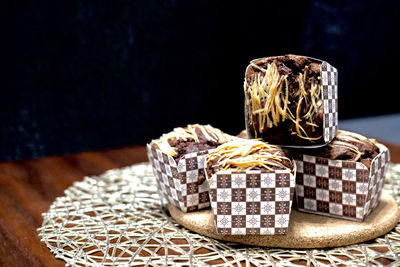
xmin=290 ymin=130 xmax=390 ymax=221
xmin=205 ymin=139 xmax=296 ymax=235
xmin=206 ymin=139 xmax=294 ymax=177
xmin=147 ymin=124 xmax=233 ymax=212
xmin=244 ymin=54 xmax=338 ymax=147
xmin=310 ymin=130 xmax=380 ymax=169
xmin=151 ymin=124 xmax=232 ymax=160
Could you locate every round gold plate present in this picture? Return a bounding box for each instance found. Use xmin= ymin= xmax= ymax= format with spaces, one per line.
xmin=168 ymin=191 xmax=399 ymax=248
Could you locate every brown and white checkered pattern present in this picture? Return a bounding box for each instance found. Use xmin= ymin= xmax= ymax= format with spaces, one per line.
xmin=294 ymin=144 xmax=390 ymax=221
xmin=366 ymin=145 xmax=390 ymax=214
xmin=147 ymin=144 xmax=211 ymax=212
xmin=321 ymin=61 xmax=339 ymax=143
xmin=208 ymin=170 xmax=295 ymax=235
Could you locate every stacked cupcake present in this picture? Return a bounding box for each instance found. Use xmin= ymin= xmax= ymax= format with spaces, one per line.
xmin=242 ymin=55 xmax=389 ymax=222
xmin=148 ymin=55 xmax=390 ymax=236
xmin=147 ymin=124 xmax=233 ymax=212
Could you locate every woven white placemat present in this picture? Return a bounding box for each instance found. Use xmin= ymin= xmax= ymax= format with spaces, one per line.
xmin=38 ymin=162 xmax=400 ymax=266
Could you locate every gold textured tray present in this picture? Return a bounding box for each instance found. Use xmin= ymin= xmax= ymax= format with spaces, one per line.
xmin=169 ymin=191 xmax=399 ymax=248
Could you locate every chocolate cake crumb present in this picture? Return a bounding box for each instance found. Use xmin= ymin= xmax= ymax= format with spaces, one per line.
xmin=244 ymin=54 xmax=324 ymax=146
xmin=151 ymin=124 xmax=232 ymax=161
xmin=296 ymin=130 xmax=380 ymax=169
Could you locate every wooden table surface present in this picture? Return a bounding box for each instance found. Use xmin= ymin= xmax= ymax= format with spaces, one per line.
xmin=1 ymin=142 xmax=399 ymax=267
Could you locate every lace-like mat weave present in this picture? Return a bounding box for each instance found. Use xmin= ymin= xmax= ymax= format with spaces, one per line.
xmin=38 ymin=163 xmax=400 ymax=266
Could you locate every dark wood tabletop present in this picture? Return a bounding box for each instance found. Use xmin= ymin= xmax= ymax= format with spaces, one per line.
xmin=1 ymin=142 xmax=399 ymax=267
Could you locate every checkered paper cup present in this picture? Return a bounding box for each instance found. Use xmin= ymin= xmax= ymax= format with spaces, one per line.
xmin=294 ymin=143 xmax=390 ymax=221
xmin=320 ymin=61 xmax=339 ymax=144
xmin=245 ymin=56 xmax=338 ymax=148
xmin=207 ymin=168 xmax=296 ymax=235
xmin=147 ymin=144 xmax=211 ymax=212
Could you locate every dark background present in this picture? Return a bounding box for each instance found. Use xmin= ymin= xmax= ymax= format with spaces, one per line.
xmin=2 ymin=0 xmax=399 ymax=161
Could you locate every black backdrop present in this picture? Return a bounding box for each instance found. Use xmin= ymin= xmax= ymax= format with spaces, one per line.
xmin=2 ymin=0 xmax=400 ymax=161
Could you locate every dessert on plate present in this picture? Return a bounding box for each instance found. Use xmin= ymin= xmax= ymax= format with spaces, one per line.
xmin=205 ymin=139 xmax=296 ymax=235
xmin=290 ymin=130 xmax=390 ymax=221
xmin=147 ymin=124 xmax=233 ymax=212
